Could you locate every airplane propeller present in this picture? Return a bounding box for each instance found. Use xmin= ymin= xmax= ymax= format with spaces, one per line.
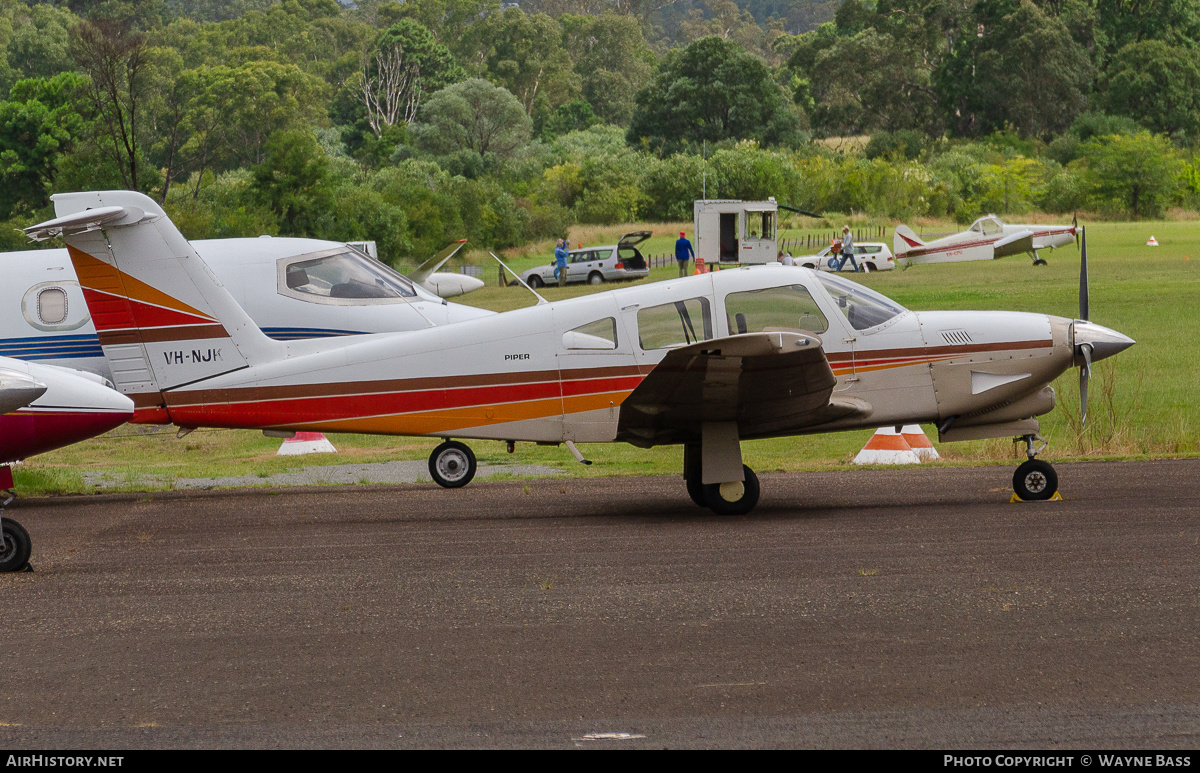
xmin=1072 ymin=224 xmax=1134 ymax=428
xmin=1073 ymin=212 xmax=1080 ymax=250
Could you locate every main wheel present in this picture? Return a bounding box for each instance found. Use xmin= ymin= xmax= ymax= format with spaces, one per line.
xmin=703 ymin=465 xmax=760 ymax=516
xmin=527 ymin=275 xmax=544 ymax=289
xmin=428 ymin=441 xmax=477 ymax=489
xmin=0 ymin=517 xmax=31 ymax=572
xmin=1013 ymin=459 xmax=1057 ymax=501
xmin=1033 ymin=258 xmax=1048 ymax=266
xmin=587 ymin=272 xmax=604 ymax=285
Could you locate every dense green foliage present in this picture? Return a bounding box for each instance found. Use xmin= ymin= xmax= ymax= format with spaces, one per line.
xmin=1 ymin=0 xmax=1199 ymax=265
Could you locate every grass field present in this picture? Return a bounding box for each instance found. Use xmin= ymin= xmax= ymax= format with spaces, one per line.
xmin=16 ymin=219 xmax=1198 ymax=495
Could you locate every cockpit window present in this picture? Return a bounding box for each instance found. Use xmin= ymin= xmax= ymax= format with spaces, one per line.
xmin=815 ymin=273 xmax=906 ymax=331
xmin=278 ymin=247 xmax=417 ymax=303
xmin=725 ymin=285 xmax=828 ymax=335
xmin=971 ymin=217 xmax=1003 ymax=235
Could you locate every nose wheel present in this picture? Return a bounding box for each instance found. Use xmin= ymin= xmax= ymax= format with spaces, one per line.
xmin=428 ymin=440 xmax=477 ymax=489
xmin=1012 ymin=434 xmax=1058 ymax=500
xmin=702 ymin=465 xmax=760 ymax=516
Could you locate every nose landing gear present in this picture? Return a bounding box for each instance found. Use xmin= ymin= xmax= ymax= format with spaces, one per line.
xmin=1013 ymin=434 xmax=1058 ymax=501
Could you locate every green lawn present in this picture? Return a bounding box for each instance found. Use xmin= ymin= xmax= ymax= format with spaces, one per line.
xmin=17 ymin=220 xmax=1197 ymax=495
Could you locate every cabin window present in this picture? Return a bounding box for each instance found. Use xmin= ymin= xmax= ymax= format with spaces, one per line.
xmin=37 ymin=288 xmax=68 ymax=325
xmin=563 ymin=318 xmax=618 ymax=350
xmin=637 ymin=298 xmax=713 ymax=350
xmin=743 ymin=210 xmax=775 ymax=241
xmin=724 ymin=285 xmax=828 ymax=335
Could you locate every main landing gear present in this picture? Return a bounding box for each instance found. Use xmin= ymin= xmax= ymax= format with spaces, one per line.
xmin=0 ymin=489 xmax=31 ymax=573
xmin=428 ymin=440 xmax=477 ymax=488
xmin=1031 ymin=249 xmax=1047 ymax=266
xmin=683 ymin=442 xmax=761 ymax=515
xmin=1013 ymin=434 xmax=1058 ymax=501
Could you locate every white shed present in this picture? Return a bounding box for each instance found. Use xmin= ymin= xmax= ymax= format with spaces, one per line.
xmin=693 ymin=199 xmax=778 ymax=265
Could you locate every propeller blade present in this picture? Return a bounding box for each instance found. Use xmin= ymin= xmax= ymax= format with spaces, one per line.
xmin=1079 ymin=342 xmax=1093 ymax=428
xmin=1079 ymin=225 xmax=1089 ymax=322
xmin=1074 ymin=212 xmax=1080 ymax=250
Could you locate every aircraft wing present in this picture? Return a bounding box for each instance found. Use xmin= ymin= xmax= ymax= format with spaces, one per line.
xmin=991 ymin=230 xmax=1035 ymax=259
xmin=409 ymin=239 xmax=469 ymax=285
xmin=616 ymin=331 xmax=868 ymax=446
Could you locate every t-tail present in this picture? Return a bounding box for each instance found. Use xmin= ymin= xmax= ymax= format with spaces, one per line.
xmin=893 ymin=224 xmax=925 ymax=262
xmin=26 ymin=191 xmax=283 ymax=422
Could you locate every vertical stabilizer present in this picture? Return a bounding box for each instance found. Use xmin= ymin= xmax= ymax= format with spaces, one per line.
xmin=26 ymin=191 xmax=283 ymax=418
xmin=893 ymin=225 xmax=925 ymax=261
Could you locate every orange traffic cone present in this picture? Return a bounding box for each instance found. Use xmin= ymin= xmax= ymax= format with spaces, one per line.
xmin=900 ymin=425 xmax=939 ymax=461
xmin=853 ymin=428 xmax=921 ymax=465
xmin=1147 ymin=236 xmax=1159 ymax=246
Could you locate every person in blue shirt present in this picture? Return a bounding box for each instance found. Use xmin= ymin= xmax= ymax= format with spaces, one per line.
xmin=554 ymin=239 xmax=569 ymax=286
xmin=675 ymin=231 xmax=695 ymax=277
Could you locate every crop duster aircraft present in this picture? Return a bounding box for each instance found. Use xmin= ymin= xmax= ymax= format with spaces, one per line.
xmin=895 ymin=215 xmax=1079 ymax=266
xmin=27 ymin=191 xmax=1133 ymax=516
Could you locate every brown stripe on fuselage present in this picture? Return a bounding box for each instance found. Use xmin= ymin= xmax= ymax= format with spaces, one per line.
xmin=824 ymin=339 xmax=1053 ymax=364
xmin=97 ymin=324 xmax=229 ymax=346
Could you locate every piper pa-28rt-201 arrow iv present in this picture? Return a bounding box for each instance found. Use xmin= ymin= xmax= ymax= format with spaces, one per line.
xmin=27 ymin=191 xmax=1133 ymax=515
xmin=894 ymin=214 xmax=1080 ymax=266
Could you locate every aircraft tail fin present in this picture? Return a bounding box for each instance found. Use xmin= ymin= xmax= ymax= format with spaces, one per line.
xmin=893 ymin=225 xmax=925 ymax=260
xmin=26 ymin=191 xmax=282 ymax=417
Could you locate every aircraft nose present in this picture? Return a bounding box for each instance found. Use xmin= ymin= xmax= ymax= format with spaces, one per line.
xmin=1073 ymin=321 xmax=1135 ymax=363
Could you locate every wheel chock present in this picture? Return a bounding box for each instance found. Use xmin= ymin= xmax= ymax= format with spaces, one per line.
xmin=1009 ymin=492 xmax=1063 ymax=503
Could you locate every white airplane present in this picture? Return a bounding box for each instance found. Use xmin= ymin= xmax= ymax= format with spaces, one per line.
xmin=1 ymin=356 xmax=134 ymax=571
xmin=28 ymin=191 xmax=1133 ymax=518
xmin=895 ymin=215 xmax=1078 ymax=266
xmin=1 ymin=237 xmax=494 ymax=397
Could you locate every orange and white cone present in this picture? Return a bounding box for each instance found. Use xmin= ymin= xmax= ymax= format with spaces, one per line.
xmin=853 ymin=427 xmax=921 ymax=465
xmin=900 ymin=424 xmax=939 ymax=461
xmin=277 ymin=431 xmax=337 ymax=456
xmin=1147 ymin=236 xmax=1159 ymax=246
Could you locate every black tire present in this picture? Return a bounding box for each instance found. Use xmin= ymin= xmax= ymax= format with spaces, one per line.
xmin=527 ymin=275 xmax=544 ymax=289
xmin=0 ymin=517 xmax=31 ymax=572
xmin=703 ymin=465 xmax=760 ymax=516
xmin=862 ymin=263 xmax=875 ymax=273
xmin=587 ymin=272 xmax=604 ymax=285
xmin=1033 ymin=258 xmax=1048 ymax=266
xmin=428 ymin=440 xmax=477 ymax=489
xmin=1013 ymin=459 xmax=1057 ymax=501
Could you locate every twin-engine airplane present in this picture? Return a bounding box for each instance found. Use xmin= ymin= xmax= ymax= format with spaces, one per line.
xmin=27 ymin=191 xmax=1132 ymax=521
xmin=0 ymin=356 xmax=134 ymax=570
xmin=895 ymin=215 xmax=1078 ymax=266
xmin=1 ymin=237 xmax=493 ymax=386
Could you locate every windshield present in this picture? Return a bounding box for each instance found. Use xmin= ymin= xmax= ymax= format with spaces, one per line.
xmin=280 ymin=248 xmax=417 ymax=302
xmin=815 ymin=273 xmax=906 ymax=331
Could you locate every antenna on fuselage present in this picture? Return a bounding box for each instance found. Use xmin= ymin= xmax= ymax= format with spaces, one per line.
xmin=490 ymin=252 xmax=548 ymax=306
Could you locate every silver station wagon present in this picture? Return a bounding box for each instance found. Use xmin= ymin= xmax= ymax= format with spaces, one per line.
xmin=519 ymin=232 xmax=651 ymax=288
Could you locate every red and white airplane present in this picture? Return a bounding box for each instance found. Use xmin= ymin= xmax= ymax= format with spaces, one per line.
xmin=895 ymin=215 xmax=1078 ymax=266
xmin=1 ymin=356 xmax=134 ymax=570
xmin=27 ymin=191 xmax=1132 ymax=522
